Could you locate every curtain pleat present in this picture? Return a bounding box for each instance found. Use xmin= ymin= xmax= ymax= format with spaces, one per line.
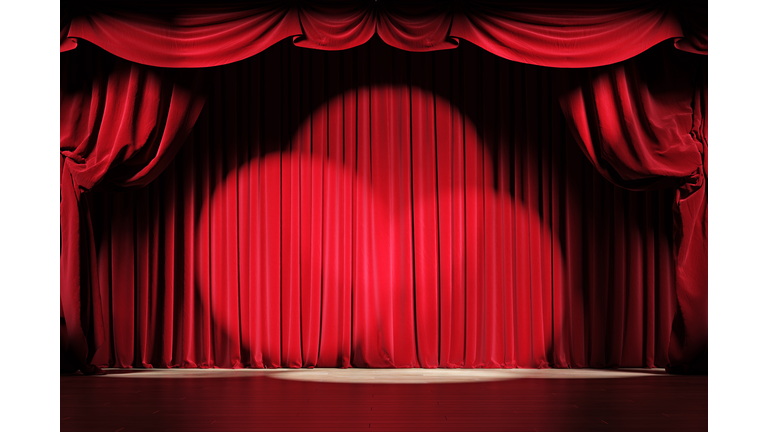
xmin=60 ymin=42 xmax=207 ymax=374
xmin=64 ymin=1 xmax=704 ymax=67
xmin=557 ymin=45 xmax=706 ymax=372
xmin=84 ymin=38 xmax=677 ymax=369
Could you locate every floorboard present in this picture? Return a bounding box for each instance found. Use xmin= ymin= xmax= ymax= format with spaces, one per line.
xmin=61 ymin=368 xmax=706 ymax=432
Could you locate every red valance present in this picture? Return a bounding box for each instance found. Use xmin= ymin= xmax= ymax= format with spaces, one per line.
xmin=62 ymin=1 xmax=706 ymax=69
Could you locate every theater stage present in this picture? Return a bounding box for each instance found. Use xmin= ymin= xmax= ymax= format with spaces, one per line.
xmin=61 ymin=368 xmax=706 ymax=431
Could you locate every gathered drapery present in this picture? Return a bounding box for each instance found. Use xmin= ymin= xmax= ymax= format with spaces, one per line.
xmin=79 ymin=39 xmax=679 ymax=369
xmin=559 ymin=45 xmax=707 ymax=372
xmin=60 ymin=2 xmax=707 ymax=373
xmin=62 ymin=1 xmax=705 ymax=68
xmin=60 ymin=43 xmax=207 ymax=372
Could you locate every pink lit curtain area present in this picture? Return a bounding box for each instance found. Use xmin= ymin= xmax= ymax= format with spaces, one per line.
xmin=81 ymin=39 xmax=678 ymax=370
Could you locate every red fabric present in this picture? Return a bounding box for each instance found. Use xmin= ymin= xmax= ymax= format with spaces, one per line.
xmin=64 ymin=3 xmax=301 ymax=67
xmin=64 ymin=1 xmax=704 ymax=68
xmin=60 ymin=44 xmax=207 ymax=371
xmin=558 ymin=45 xmax=707 ymax=372
xmin=81 ymin=40 xmax=678 ymax=369
xmin=450 ymin=1 xmax=683 ymax=67
xmin=672 ymin=0 xmax=708 ymax=55
xmin=60 ymin=3 xmax=707 ymax=372
xmin=60 ymin=2 xmax=77 ymax=53
xmin=294 ymin=1 xmax=457 ymax=52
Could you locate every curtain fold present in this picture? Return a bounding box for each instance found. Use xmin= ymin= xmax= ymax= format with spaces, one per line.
xmin=672 ymin=0 xmax=708 ymax=55
xmin=82 ymin=39 xmax=678 ymax=369
xmin=60 ymin=3 xmax=707 ymax=373
xmin=558 ymin=44 xmax=707 ymax=373
xmin=63 ymin=1 xmax=705 ymax=68
xmin=450 ymin=1 xmax=683 ymax=67
xmin=60 ymin=42 xmax=208 ymax=373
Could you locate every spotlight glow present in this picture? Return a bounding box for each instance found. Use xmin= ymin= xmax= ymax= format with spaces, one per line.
xmin=99 ymin=368 xmax=667 ymax=383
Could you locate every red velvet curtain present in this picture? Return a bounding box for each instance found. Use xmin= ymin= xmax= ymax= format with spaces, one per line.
xmin=60 ymin=42 xmax=207 ymax=372
xmin=62 ymin=1 xmax=704 ymax=68
xmin=559 ymin=45 xmax=707 ymax=372
xmin=60 ymin=2 xmax=707 ymax=372
xmin=80 ymin=39 xmax=678 ymax=369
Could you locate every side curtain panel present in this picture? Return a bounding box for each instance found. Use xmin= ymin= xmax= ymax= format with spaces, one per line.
xmin=60 ymin=42 xmax=207 ymax=372
xmin=558 ymin=44 xmax=707 ymax=373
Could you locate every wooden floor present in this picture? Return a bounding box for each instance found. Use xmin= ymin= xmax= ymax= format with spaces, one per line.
xmin=61 ymin=368 xmax=707 ymax=431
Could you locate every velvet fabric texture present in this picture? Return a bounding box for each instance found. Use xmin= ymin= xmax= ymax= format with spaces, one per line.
xmin=60 ymin=44 xmax=207 ymax=372
xmin=62 ymin=1 xmax=705 ymax=67
xmin=60 ymin=2 xmax=707 ymax=372
xmin=72 ymin=39 xmax=683 ymax=370
xmin=559 ymin=46 xmax=707 ymax=372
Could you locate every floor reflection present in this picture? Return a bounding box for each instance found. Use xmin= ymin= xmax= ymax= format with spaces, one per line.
xmin=96 ymin=367 xmax=669 ymax=383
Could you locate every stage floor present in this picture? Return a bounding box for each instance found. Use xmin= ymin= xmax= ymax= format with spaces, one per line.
xmin=61 ymin=368 xmax=706 ymax=431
